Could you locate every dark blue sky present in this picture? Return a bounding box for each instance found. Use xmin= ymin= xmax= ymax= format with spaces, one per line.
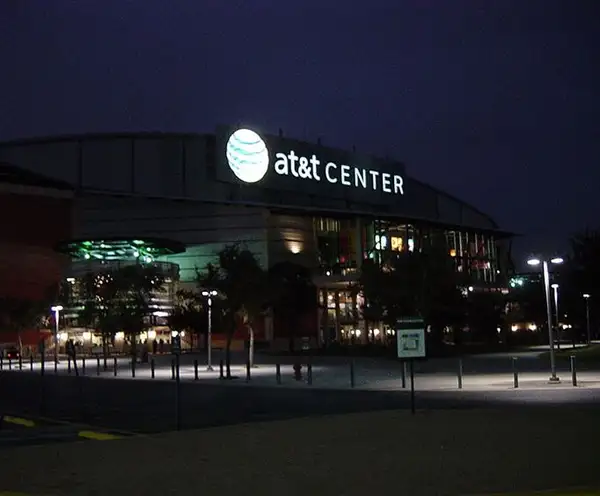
xmin=1 ymin=1 xmax=598 ymax=262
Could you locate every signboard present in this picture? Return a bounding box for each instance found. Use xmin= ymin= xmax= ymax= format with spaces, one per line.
xmin=396 ymin=318 xmax=426 ymax=359
xmin=217 ymin=125 xmax=407 ymax=204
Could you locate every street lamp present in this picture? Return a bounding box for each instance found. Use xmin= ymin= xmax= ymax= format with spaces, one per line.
xmin=50 ymin=305 xmax=63 ymax=365
xmin=201 ymin=290 xmax=218 ymax=371
xmin=551 ymin=283 xmax=560 ymax=350
xmin=583 ymin=293 xmax=591 ymax=345
xmin=527 ymin=257 xmax=563 ymax=382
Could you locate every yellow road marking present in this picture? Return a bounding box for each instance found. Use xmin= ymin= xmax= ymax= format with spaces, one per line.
xmin=78 ymin=430 xmax=121 ymax=441
xmin=2 ymin=416 xmax=35 ymax=427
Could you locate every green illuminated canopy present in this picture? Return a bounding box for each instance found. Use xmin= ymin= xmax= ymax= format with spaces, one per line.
xmin=56 ymin=238 xmax=185 ymax=262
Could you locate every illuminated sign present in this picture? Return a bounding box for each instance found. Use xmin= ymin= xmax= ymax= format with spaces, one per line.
xmin=226 ymin=129 xmax=270 ymax=183
xmin=225 ymin=128 xmax=404 ymax=195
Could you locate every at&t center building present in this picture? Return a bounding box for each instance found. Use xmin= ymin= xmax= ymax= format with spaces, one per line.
xmin=0 ymin=125 xmax=512 ymax=347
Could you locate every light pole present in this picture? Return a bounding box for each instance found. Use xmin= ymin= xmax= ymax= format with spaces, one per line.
xmin=527 ymin=257 xmax=563 ymax=382
xmin=202 ymin=290 xmax=217 ymax=371
xmin=583 ymin=293 xmax=591 ymax=345
xmin=50 ymin=305 xmax=63 ymax=365
xmin=551 ymin=283 xmax=560 ymax=350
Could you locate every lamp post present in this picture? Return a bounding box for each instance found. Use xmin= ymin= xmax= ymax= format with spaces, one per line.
xmin=527 ymin=257 xmax=563 ymax=382
xmin=551 ymin=283 xmax=560 ymax=350
xmin=50 ymin=305 xmax=63 ymax=365
xmin=583 ymin=293 xmax=591 ymax=345
xmin=202 ymin=290 xmax=218 ymax=371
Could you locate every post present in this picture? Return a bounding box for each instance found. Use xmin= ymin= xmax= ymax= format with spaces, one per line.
xmin=207 ymin=297 xmax=213 ymax=371
xmin=570 ymin=355 xmax=577 ymax=387
xmin=131 ymin=357 xmax=136 ymax=378
xmin=40 ymin=353 xmax=46 ymax=415
xmin=19 ymin=355 xmax=22 ymax=370
xmin=96 ymin=357 xmax=100 ymax=376
xmin=350 ymin=360 xmax=355 ymax=388
xmin=30 ymin=355 xmax=33 ymax=371
xmin=67 ymin=356 xmax=71 ymax=375
xmin=8 ymin=357 xmax=12 ymax=370
xmin=151 ymin=358 xmax=155 ymax=379
xmin=54 ymin=357 xmax=57 ymax=374
xmin=82 ymin=357 xmax=86 ymax=375
xmin=171 ymin=359 xmax=175 ymax=380
xmin=175 ymin=352 xmax=181 ymax=431
xmin=457 ymin=358 xmax=463 ymax=389
xmin=194 ymin=359 xmax=199 ymax=380
xmin=246 ymin=360 xmax=251 ymax=382
xmin=512 ymin=357 xmax=519 ymax=388
xmin=585 ymin=297 xmax=591 ymax=345
xmin=401 ymin=360 xmax=406 ymax=389
xmin=553 ymin=284 xmax=560 ymax=350
xmin=0 ymin=356 xmax=2 ymax=370
xmin=219 ymin=359 xmax=224 ymax=379
xmin=307 ymin=363 xmax=313 ymax=385
xmin=113 ymin=357 xmax=117 ymax=377
xmin=543 ymin=261 xmax=560 ymax=382
xmin=276 ymin=363 xmax=281 ymax=384
xmin=409 ymin=358 xmax=416 ymax=415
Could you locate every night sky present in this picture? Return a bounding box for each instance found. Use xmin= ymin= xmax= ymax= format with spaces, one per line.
xmin=1 ymin=1 xmax=599 ymax=265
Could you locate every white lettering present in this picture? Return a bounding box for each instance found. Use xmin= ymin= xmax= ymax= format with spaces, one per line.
xmin=354 ymin=168 xmax=367 ymax=189
xmin=298 ymin=156 xmax=312 ymax=179
xmin=310 ymin=155 xmax=321 ymax=181
xmin=325 ymin=162 xmax=338 ymax=183
xmin=340 ymin=165 xmax=351 ymax=186
xmin=274 ymin=153 xmax=289 ymax=175
xmin=271 ymin=148 xmax=404 ymax=195
xmin=393 ymin=175 xmax=404 ymax=194
xmin=369 ymin=170 xmax=380 ymax=190
xmin=382 ymin=173 xmax=391 ymax=193
xmin=288 ymin=150 xmax=299 ymax=177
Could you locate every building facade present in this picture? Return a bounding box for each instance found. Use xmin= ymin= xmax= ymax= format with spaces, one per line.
xmin=0 ymin=127 xmax=512 ymax=347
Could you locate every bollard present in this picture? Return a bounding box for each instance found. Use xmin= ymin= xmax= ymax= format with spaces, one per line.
xmin=131 ymin=358 xmax=136 ymax=378
xmin=246 ymin=360 xmax=251 ymax=382
xmin=171 ymin=359 xmax=175 ymax=380
xmin=113 ymin=357 xmax=117 ymax=377
xmin=307 ymin=363 xmax=313 ymax=385
xmin=30 ymin=355 xmax=34 ymax=371
xmin=19 ymin=356 xmax=23 ymax=370
xmin=219 ymin=359 xmax=224 ymax=379
xmin=54 ymin=358 xmax=57 ymax=374
xmin=151 ymin=358 xmax=155 ymax=379
xmin=512 ymin=357 xmax=519 ymax=388
xmin=350 ymin=360 xmax=355 ymax=388
xmin=194 ymin=359 xmax=199 ymax=380
xmin=276 ymin=363 xmax=281 ymax=384
xmin=82 ymin=357 xmax=86 ymax=375
xmin=401 ymin=360 xmax=407 ymax=389
xmin=67 ymin=357 xmax=71 ymax=375
xmin=96 ymin=357 xmax=101 ymax=376
xmin=570 ymin=355 xmax=577 ymax=387
xmin=0 ymin=356 xmax=2 ymax=370
xmin=8 ymin=357 xmax=12 ymax=370
xmin=457 ymin=358 xmax=463 ymax=389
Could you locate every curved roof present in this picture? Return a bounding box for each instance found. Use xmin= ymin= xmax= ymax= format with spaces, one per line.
xmin=0 ymin=131 xmax=509 ymax=235
xmin=56 ymin=237 xmax=186 ymax=261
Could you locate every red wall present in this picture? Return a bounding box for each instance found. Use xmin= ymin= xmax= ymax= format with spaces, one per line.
xmin=0 ymin=190 xmax=72 ymax=342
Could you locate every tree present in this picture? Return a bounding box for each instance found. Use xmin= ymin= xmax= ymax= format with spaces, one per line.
xmin=0 ymin=285 xmax=57 ymax=356
xmin=167 ymin=289 xmax=206 ymax=350
xmin=358 ymin=240 xmax=467 ymax=348
xmin=78 ymin=264 xmax=166 ymax=364
xmin=269 ymin=261 xmax=317 ymax=352
xmin=196 ymin=244 xmax=269 ymax=378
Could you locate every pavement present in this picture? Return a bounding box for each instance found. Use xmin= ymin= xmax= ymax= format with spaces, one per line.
xmin=0 ymin=408 xmax=599 ymax=496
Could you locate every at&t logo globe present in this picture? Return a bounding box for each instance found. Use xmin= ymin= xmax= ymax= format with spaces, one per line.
xmin=226 ymin=128 xmax=270 ymax=183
